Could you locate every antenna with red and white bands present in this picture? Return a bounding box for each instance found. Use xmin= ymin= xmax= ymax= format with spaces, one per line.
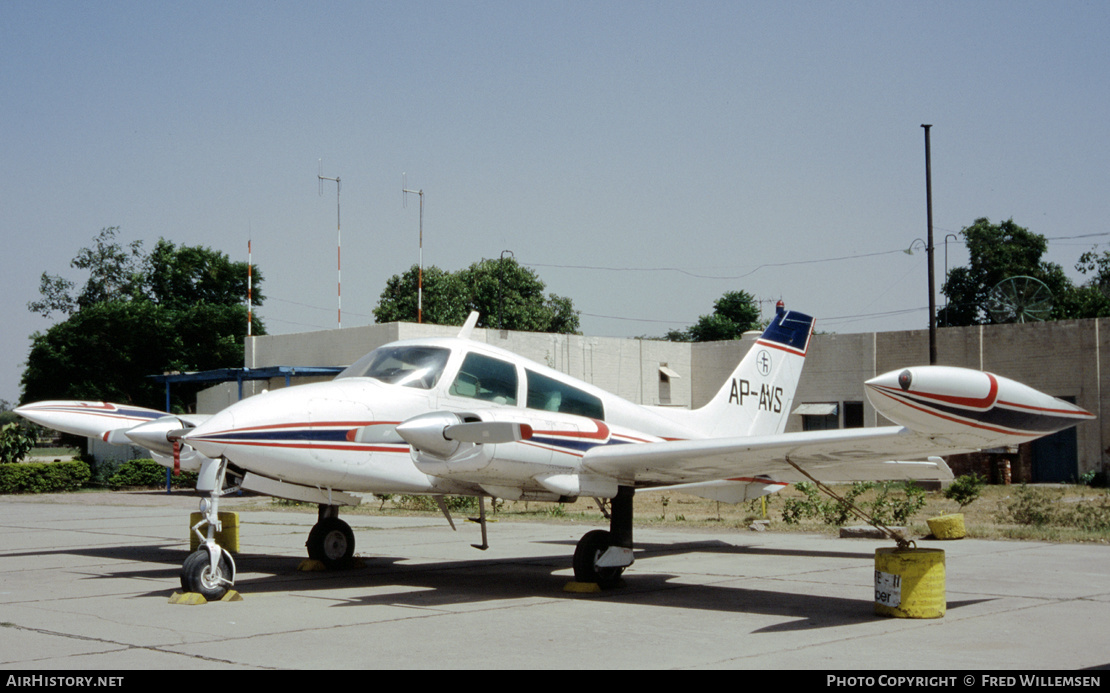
xmin=318 ymin=160 xmax=341 ymax=327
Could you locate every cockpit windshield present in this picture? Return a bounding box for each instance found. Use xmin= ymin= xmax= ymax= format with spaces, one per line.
xmin=335 ymin=345 xmax=450 ymax=389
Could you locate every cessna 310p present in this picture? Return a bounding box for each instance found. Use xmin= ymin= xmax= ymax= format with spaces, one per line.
xmin=16 ymin=305 xmax=1094 ymax=599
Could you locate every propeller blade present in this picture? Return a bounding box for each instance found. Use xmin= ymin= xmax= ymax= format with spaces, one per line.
xmin=348 ymin=424 xmax=405 ymax=445
xmin=443 ymin=421 xmax=533 ymax=444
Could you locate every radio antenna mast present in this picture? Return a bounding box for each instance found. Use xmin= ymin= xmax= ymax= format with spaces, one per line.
xmin=247 ymin=227 xmax=253 ymax=337
xmin=402 ymin=173 xmax=425 ymax=323
xmin=318 ymin=159 xmax=341 ymax=328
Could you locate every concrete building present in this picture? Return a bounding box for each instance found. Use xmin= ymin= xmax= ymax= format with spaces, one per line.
xmin=197 ymin=317 xmax=1107 ymax=484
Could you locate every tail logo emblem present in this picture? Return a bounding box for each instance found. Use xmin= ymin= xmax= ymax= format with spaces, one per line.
xmin=757 ymin=350 xmax=772 ymax=376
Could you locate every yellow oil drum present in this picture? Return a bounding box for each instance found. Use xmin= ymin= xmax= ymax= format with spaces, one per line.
xmin=189 ymin=512 xmax=240 ymax=554
xmin=874 ymin=547 xmax=945 ymax=618
xmin=927 ymin=513 xmax=966 ymax=539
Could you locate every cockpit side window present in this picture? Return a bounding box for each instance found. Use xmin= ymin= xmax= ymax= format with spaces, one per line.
xmin=449 ymin=352 xmax=518 ymax=405
xmin=526 ymin=369 xmax=605 ymax=420
xmin=335 ymin=346 xmax=450 ymax=389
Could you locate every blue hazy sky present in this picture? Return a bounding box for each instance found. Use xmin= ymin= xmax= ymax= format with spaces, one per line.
xmin=3 ymin=1 xmax=1108 ymax=405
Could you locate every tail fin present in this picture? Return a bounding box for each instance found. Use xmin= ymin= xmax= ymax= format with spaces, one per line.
xmin=693 ymin=302 xmax=815 ymax=438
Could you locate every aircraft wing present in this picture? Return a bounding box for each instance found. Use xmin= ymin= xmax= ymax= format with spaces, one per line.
xmin=584 ymin=364 xmax=1095 ymax=489
xmin=580 ymin=426 xmax=982 ymax=487
xmin=15 ymin=400 xmax=213 ymax=473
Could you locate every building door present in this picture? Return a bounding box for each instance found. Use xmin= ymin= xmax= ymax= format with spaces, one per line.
xmin=1030 ymin=397 xmax=1080 ymax=482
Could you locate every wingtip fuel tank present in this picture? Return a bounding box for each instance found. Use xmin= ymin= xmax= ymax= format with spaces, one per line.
xmin=865 ymin=366 xmax=1093 ymax=440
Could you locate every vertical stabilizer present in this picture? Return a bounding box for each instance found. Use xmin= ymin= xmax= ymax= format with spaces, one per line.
xmin=694 ymin=303 xmax=815 ymax=438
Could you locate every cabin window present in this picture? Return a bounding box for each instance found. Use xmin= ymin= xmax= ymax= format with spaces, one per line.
xmin=335 ymin=346 xmax=449 ymax=389
xmin=449 ymin=353 xmax=518 ymax=405
xmin=526 ymin=369 xmax=605 ymax=420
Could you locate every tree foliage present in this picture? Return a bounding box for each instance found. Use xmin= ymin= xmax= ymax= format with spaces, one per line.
xmin=0 ymin=423 xmax=35 ymax=464
xmin=22 ymin=228 xmax=264 ymax=411
xmin=938 ymin=217 xmax=1110 ymax=326
xmin=665 ymin=290 xmax=762 ymax=342
xmin=1071 ymin=248 xmax=1110 ymax=318
xmin=373 ymin=257 xmax=580 ymax=333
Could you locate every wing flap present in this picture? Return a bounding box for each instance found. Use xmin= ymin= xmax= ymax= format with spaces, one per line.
xmin=581 ymin=426 xmax=971 ymax=486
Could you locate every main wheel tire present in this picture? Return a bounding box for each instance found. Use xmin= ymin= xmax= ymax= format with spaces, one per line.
xmin=181 ymin=548 xmax=232 ymax=600
xmin=306 ymin=517 xmax=355 ymax=569
xmin=573 ymin=529 xmax=625 ymax=588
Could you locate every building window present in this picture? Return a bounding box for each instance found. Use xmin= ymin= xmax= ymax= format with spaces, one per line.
xmin=843 ymin=401 xmax=864 ymax=428
xmin=658 ymin=364 xmax=679 ymax=405
xmin=794 ymin=402 xmax=839 ymax=431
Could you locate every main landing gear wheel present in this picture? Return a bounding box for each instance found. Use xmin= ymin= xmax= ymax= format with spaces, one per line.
xmin=573 ymin=529 xmax=625 ymax=588
xmin=181 ymin=549 xmax=233 ymax=601
xmin=306 ymin=517 xmax=355 ymax=569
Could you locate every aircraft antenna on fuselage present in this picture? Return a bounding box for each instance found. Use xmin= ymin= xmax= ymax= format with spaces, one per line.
xmin=458 ymin=312 xmax=480 ymax=340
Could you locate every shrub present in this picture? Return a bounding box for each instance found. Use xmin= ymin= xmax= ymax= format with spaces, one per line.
xmin=393 ymin=494 xmax=478 ymax=513
xmin=999 ymin=485 xmax=1060 ymax=527
xmin=782 ymin=480 xmax=926 ymax=527
xmin=1061 ymin=494 xmax=1110 ymax=532
xmin=1079 ymin=470 xmax=1108 ymax=488
xmin=945 ymin=473 xmax=986 ymax=509
xmin=106 ymin=459 xmax=196 ymax=489
xmin=0 ymin=459 xmax=91 ymax=493
xmin=0 ymin=423 xmax=36 ymax=464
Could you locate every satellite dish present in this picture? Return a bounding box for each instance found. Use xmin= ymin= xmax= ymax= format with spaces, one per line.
xmin=985 ymin=276 xmax=1053 ymax=323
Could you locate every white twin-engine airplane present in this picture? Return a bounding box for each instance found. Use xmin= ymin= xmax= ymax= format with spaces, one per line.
xmin=16 ymin=305 xmax=1093 ymax=599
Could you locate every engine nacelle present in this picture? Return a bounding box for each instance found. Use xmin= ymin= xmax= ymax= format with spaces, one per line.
xmin=395 ymin=409 xmax=615 ymax=495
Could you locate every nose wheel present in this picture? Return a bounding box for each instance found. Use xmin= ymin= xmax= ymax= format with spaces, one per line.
xmin=181 ymin=547 xmax=234 ymax=600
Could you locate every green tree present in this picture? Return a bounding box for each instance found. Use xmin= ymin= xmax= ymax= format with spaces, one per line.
xmin=0 ymin=423 xmax=36 ymax=464
xmin=459 ymin=257 xmax=579 ymax=333
xmin=22 ymin=229 xmax=264 ymax=411
xmin=372 ymin=257 xmax=580 ymax=333
xmin=373 ymin=265 xmax=470 ymax=326
xmin=1070 ymin=248 xmax=1110 ymax=318
xmin=940 ymin=218 xmax=1076 ymax=326
xmin=27 ymin=227 xmax=145 ymax=318
xmin=145 ymin=239 xmax=265 ymax=310
xmin=665 ymin=290 xmax=761 ymax=342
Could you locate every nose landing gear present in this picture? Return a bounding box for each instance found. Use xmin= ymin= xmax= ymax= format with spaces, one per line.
xmin=180 ymin=456 xmax=237 ymax=600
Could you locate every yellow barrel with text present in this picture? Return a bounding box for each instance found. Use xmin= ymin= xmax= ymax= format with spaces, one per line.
xmin=874 ymin=547 xmax=945 ymax=618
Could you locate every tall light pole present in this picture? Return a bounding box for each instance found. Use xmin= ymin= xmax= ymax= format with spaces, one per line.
xmin=943 ymin=233 xmax=958 ymax=325
xmin=498 ymin=249 xmax=514 ymax=330
xmin=318 ymin=161 xmax=341 ymax=328
xmin=921 ymin=124 xmax=937 ymax=365
xmin=402 ymin=174 xmax=424 ymax=323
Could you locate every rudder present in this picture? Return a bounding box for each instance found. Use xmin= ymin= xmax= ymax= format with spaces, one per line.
xmin=694 ymin=302 xmax=815 ymax=438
